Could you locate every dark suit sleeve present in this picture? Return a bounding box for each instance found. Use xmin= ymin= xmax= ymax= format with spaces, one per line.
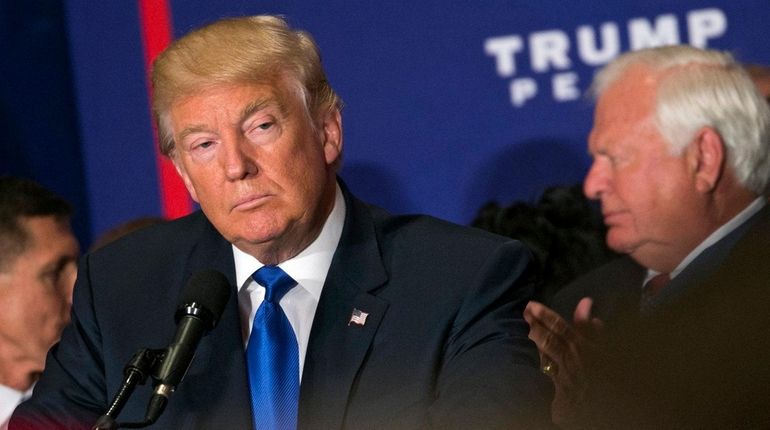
xmin=428 ymin=240 xmax=554 ymax=429
xmin=11 ymin=254 xmax=107 ymax=429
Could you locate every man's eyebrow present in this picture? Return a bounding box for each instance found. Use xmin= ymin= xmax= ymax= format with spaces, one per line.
xmin=176 ymin=100 xmax=275 ymax=141
xmin=239 ymin=97 xmax=288 ymax=124
xmin=239 ymin=97 xmax=287 ymax=124
xmin=176 ymin=96 xmax=289 ymax=141
xmin=178 ymin=124 xmax=210 ymax=141
xmin=240 ymin=98 xmax=270 ymax=121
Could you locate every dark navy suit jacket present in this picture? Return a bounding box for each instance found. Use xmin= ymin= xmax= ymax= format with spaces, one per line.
xmin=548 ymin=204 xmax=770 ymax=428
xmin=12 ymin=185 xmax=552 ymax=429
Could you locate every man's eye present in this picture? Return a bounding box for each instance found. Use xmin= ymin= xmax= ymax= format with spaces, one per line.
xmin=245 ymin=121 xmax=276 ymax=140
xmin=197 ymin=141 xmax=214 ymax=149
xmin=41 ymin=269 xmax=59 ymax=287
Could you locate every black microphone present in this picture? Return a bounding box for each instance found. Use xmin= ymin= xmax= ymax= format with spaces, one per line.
xmin=143 ymin=269 xmax=232 ymax=425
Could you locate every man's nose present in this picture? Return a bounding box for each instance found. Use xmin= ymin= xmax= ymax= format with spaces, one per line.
xmin=223 ymin=138 xmax=257 ymax=180
xmin=583 ymin=161 xmax=607 ymax=200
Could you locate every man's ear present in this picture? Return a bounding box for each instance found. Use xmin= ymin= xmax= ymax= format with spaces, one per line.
xmin=320 ymin=108 xmax=343 ymax=166
xmin=171 ymin=155 xmax=200 ymax=203
xmin=689 ymin=126 xmax=725 ymax=193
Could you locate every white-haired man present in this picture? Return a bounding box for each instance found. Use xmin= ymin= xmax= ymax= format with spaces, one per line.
xmin=524 ymin=45 xmax=770 ymax=428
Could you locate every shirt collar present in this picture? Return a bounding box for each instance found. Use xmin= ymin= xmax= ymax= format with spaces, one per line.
xmin=232 ymin=182 xmax=346 ymax=301
xmin=0 ymin=383 xmax=33 ymax=422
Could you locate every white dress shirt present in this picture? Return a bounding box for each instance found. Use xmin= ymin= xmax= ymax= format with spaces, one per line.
xmin=0 ymin=384 xmax=32 ymax=430
xmin=232 ymin=184 xmax=345 ymax=378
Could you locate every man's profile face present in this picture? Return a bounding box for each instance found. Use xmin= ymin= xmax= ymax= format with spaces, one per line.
xmin=583 ymin=66 xmax=698 ymax=269
xmin=0 ymin=216 xmax=79 ymax=369
xmin=169 ymin=82 xmax=342 ymax=261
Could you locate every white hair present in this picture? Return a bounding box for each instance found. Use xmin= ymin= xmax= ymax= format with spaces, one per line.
xmin=591 ymin=45 xmax=770 ymax=195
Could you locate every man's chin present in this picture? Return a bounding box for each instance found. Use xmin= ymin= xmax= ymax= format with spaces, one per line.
xmin=232 ymin=233 xmax=278 ymax=249
xmin=606 ymin=233 xmax=637 ymax=255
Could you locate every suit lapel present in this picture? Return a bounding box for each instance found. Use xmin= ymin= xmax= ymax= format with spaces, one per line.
xmin=298 ymin=187 xmax=390 ymax=429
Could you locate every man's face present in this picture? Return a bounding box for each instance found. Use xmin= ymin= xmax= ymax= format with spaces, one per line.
xmin=583 ymin=66 xmax=700 ymax=270
xmin=169 ymin=82 xmax=342 ymax=263
xmin=0 ymin=216 xmax=79 ymax=371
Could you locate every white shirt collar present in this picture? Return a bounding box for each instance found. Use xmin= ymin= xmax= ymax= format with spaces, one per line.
xmin=232 ymin=182 xmax=346 ymax=297
xmin=0 ymin=384 xmax=32 ymax=429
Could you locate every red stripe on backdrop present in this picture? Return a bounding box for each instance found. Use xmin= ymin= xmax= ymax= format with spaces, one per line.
xmin=138 ymin=0 xmax=193 ymax=219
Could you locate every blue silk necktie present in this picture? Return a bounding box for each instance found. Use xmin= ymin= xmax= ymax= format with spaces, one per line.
xmin=246 ymin=265 xmax=299 ymax=430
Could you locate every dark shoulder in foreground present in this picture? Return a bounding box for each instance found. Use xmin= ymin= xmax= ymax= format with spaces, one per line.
xmin=88 ymin=211 xmax=214 ymax=261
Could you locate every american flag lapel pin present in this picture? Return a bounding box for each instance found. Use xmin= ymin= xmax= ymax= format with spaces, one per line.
xmin=348 ymin=308 xmax=369 ymax=327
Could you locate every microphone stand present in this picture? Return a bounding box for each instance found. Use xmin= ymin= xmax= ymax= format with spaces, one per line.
xmin=93 ymin=270 xmax=230 ymax=429
xmin=92 ymin=348 xmax=163 ymax=430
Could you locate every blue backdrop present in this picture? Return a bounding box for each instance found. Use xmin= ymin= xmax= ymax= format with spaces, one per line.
xmin=3 ymin=1 xmax=769 ymax=248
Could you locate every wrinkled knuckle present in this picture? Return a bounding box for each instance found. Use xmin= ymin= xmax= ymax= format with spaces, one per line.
xmin=547 ymin=319 xmax=568 ymax=337
xmin=540 ymin=332 xmax=560 ymax=354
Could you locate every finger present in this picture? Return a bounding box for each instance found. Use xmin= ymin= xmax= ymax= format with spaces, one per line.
xmin=526 ymin=302 xmax=577 ymax=355
xmin=573 ymin=297 xmax=604 ymax=340
xmin=527 ymin=318 xmax=576 ymax=370
xmin=573 ymin=297 xmax=593 ymax=323
xmin=528 ymin=319 xmax=569 ymax=350
xmin=526 ymin=301 xmax=570 ymax=337
xmin=523 ymin=300 xmax=544 ymax=325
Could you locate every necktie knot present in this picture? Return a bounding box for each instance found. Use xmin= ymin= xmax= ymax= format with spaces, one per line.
xmin=644 ymin=273 xmax=670 ymax=297
xmin=640 ymin=272 xmax=670 ymax=313
xmin=253 ymin=265 xmax=296 ymax=303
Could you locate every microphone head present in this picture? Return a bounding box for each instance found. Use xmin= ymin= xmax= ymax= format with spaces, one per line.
xmin=175 ymin=270 xmax=232 ymax=329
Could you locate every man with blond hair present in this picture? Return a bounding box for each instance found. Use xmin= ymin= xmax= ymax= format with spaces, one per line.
xmin=13 ymin=16 xmax=551 ymax=429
